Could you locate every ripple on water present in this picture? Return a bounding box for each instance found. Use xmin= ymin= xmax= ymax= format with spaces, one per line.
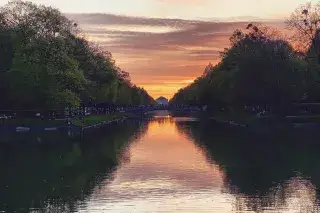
xmin=2 ymin=114 xmax=320 ymax=213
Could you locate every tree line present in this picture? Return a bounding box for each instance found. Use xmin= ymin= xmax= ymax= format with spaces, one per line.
xmin=0 ymin=0 xmax=155 ymax=110
xmin=170 ymin=2 xmax=320 ymax=116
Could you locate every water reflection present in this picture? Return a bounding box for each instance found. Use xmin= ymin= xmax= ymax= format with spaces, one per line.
xmin=0 ymin=120 xmax=148 ymax=213
xmin=2 ymin=113 xmax=320 ymax=212
xmin=176 ymin=119 xmax=320 ymax=212
xmin=80 ymin=115 xmax=235 ymax=213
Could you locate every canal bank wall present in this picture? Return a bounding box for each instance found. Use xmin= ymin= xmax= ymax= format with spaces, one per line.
xmin=75 ymin=117 xmax=127 ymax=130
xmin=209 ymin=117 xmax=247 ymax=128
xmin=209 ymin=114 xmax=320 ymax=135
xmin=1 ymin=112 xmax=147 ymax=133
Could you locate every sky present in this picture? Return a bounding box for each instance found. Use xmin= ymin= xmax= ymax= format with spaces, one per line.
xmin=0 ymin=0 xmax=315 ymax=99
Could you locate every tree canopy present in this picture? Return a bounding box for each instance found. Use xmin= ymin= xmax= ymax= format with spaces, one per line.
xmin=0 ymin=0 xmax=155 ymax=110
xmin=170 ymin=20 xmax=317 ymax=116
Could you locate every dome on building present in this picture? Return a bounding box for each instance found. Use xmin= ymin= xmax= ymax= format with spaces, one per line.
xmin=156 ymin=96 xmax=168 ymax=105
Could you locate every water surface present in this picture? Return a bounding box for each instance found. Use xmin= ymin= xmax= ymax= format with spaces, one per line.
xmin=1 ymin=111 xmax=320 ymax=212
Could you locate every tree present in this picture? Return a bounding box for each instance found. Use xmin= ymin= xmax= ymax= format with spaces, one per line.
xmin=222 ymin=25 xmax=305 ymax=114
xmin=0 ymin=0 xmax=155 ymax=109
xmin=0 ymin=27 xmax=13 ymax=72
xmin=286 ymin=2 xmax=320 ymax=51
xmin=171 ymin=24 xmax=306 ymax=116
xmin=0 ymin=0 xmax=79 ymax=38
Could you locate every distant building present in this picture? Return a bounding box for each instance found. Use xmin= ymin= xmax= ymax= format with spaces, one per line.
xmin=156 ymin=96 xmax=169 ymax=105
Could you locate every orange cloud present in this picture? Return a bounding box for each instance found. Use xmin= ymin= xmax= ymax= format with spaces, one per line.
xmin=156 ymin=0 xmax=211 ymax=4
xmin=67 ymin=13 xmax=285 ymax=99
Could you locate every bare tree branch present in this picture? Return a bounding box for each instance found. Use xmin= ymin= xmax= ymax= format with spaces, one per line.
xmin=286 ymin=1 xmax=320 ymax=52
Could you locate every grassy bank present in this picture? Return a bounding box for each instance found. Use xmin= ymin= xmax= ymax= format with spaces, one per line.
xmin=0 ymin=111 xmax=142 ymax=128
xmin=73 ymin=112 xmax=138 ymax=127
xmin=1 ymin=118 xmax=65 ymax=127
xmin=210 ymin=111 xmax=320 ymax=128
xmin=211 ymin=112 xmax=261 ymax=126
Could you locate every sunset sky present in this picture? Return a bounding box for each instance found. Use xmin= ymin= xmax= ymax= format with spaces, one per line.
xmin=0 ymin=0 xmax=315 ymax=99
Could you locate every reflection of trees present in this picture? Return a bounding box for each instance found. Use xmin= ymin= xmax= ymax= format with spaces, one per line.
xmin=176 ymin=121 xmax=320 ymax=210
xmin=0 ymin=120 xmax=148 ymax=212
xmin=231 ymin=176 xmax=319 ymax=212
xmin=168 ymin=111 xmax=199 ymax=118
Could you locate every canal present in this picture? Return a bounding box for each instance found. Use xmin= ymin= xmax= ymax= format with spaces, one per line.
xmin=1 ymin=110 xmax=320 ymax=212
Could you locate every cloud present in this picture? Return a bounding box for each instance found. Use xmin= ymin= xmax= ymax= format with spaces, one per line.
xmin=156 ymin=0 xmax=211 ymax=4
xmin=66 ymin=13 xmax=285 ymax=98
xmin=67 ymin=13 xmax=196 ymax=27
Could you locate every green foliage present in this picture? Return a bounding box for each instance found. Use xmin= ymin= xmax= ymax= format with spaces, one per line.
xmin=171 ymin=24 xmax=311 ymax=116
xmin=0 ymin=0 xmax=155 ymax=110
xmin=0 ymin=29 xmax=13 ymax=72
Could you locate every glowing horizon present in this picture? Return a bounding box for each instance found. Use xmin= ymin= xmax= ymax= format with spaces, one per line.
xmin=71 ymin=13 xmax=286 ymax=99
xmin=0 ymin=0 xmax=311 ymax=99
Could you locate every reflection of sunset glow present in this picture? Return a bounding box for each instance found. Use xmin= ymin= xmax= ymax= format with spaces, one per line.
xmin=85 ymin=116 xmax=235 ymax=212
xmin=110 ymin=179 xmax=176 ymax=190
xmin=81 ymin=116 xmax=320 ymax=212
